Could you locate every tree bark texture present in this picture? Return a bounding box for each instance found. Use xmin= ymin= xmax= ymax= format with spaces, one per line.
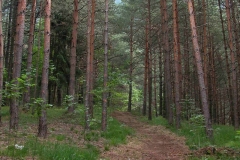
xmin=89 ymin=0 xmax=96 ymax=118
xmin=173 ymin=0 xmax=181 ymax=129
xmin=38 ymin=0 xmax=51 ymax=138
xmin=68 ymin=0 xmax=79 ymax=113
xmin=187 ymin=0 xmax=213 ymax=139
xmin=147 ymin=0 xmax=152 ymax=121
xmin=10 ymin=0 xmax=26 ymax=130
xmin=225 ymin=0 xmax=239 ymax=129
xmin=102 ymin=0 xmax=109 ymax=131
xmin=85 ymin=0 xmax=92 ymax=130
xmin=161 ymin=0 xmax=173 ymax=125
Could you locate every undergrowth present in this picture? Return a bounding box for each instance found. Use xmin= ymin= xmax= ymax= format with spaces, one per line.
xmin=0 ymin=105 xmax=133 ymax=159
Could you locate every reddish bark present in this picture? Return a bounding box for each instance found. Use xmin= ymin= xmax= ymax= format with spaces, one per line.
xmin=89 ymin=0 xmax=96 ymax=117
xmin=225 ymin=0 xmax=239 ymax=129
xmin=173 ymin=0 xmax=181 ymax=129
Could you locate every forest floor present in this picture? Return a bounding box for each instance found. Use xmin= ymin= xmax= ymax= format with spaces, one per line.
xmin=100 ymin=111 xmax=190 ymax=160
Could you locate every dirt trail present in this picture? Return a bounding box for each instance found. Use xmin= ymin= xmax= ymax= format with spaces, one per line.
xmin=101 ymin=111 xmax=190 ymax=160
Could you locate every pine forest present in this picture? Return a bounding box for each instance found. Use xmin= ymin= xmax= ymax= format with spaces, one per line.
xmin=0 ymin=0 xmax=240 ymax=159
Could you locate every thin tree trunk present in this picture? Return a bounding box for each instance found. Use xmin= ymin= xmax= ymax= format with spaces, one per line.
xmin=161 ymin=0 xmax=173 ymax=124
xmin=173 ymin=0 xmax=181 ymax=129
xmin=85 ymin=0 xmax=92 ymax=130
xmin=7 ymin=0 xmax=18 ymax=82
xmin=143 ymin=19 xmax=148 ymax=116
xmin=89 ymin=0 xmax=96 ymax=118
xmin=38 ymin=0 xmax=51 ymax=138
xmin=153 ymin=50 xmax=158 ymax=117
xmin=68 ymin=0 xmax=79 ymax=113
xmin=202 ymin=0 xmax=208 ymax=99
xmin=157 ymin=31 xmax=163 ymax=116
xmin=0 ymin=0 xmax=3 ymax=126
xmin=10 ymin=0 xmax=27 ymax=130
xmin=147 ymin=0 xmax=152 ymax=121
xmin=101 ymin=0 xmax=109 ymax=131
xmin=23 ymin=0 xmax=37 ymax=109
xmin=187 ymin=0 xmax=213 ymax=139
xmin=128 ymin=16 xmax=134 ymax=112
xmin=225 ymin=0 xmax=239 ymax=129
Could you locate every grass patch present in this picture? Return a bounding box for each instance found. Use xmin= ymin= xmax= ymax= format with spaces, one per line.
xmin=101 ymin=117 xmax=134 ymax=146
xmin=1 ymin=138 xmax=99 ymax=160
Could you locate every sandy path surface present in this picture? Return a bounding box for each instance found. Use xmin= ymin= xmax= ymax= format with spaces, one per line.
xmin=101 ymin=111 xmax=190 ymax=160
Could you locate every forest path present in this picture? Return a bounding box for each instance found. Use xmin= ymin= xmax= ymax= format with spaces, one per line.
xmin=101 ymin=111 xmax=190 ymax=160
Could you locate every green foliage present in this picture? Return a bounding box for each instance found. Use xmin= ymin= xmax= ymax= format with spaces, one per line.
xmin=62 ymin=95 xmax=76 ymax=109
xmin=31 ymin=98 xmax=53 ymax=116
xmin=2 ymin=73 xmax=35 ymax=100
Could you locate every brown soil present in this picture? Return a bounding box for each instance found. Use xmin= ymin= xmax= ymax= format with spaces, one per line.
xmin=101 ymin=111 xmax=190 ymax=160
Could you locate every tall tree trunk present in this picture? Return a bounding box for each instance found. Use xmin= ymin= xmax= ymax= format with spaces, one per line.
xmin=68 ymin=0 xmax=79 ymax=113
xmin=38 ymin=0 xmax=51 ymax=138
xmin=89 ymin=0 xmax=96 ymax=118
xmin=157 ymin=31 xmax=163 ymax=116
xmin=173 ymin=0 xmax=181 ymax=129
xmin=202 ymin=0 xmax=208 ymax=99
xmin=142 ymin=19 xmax=148 ymax=116
xmin=161 ymin=0 xmax=173 ymax=125
xmin=0 ymin=0 xmax=3 ymax=126
xmin=85 ymin=0 xmax=92 ymax=130
xmin=7 ymin=0 xmax=18 ymax=82
xmin=147 ymin=0 xmax=152 ymax=121
xmin=10 ymin=0 xmax=27 ymax=130
xmin=101 ymin=0 xmax=109 ymax=131
xmin=23 ymin=0 xmax=37 ymax=109
xmin=153 ymin=50 xmax=158 ymax=117
xmin=187 ymin=0 xmax=213 ymax=139
xmin=225 ymin=0 xmax=239 ymax=129
xmin=128 ymin=16 xmax=134 ymax=112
